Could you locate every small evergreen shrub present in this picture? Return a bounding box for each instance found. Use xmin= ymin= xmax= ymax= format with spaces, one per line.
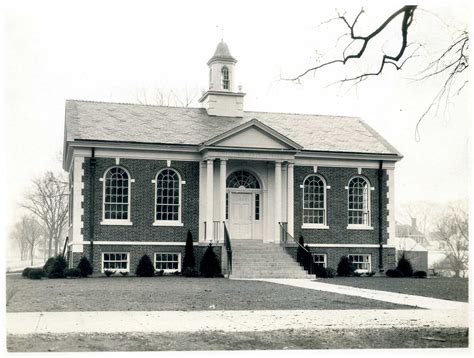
xmin=155 ymin=269 xmax=164 ymax=277
xmin=396 ymin=253 xmax=413 ymax=277
xmin=413 ymin=270 xmax=427 ymax=278
xmin=182 ymin=230 xmax=196 ymax=272
xmin=77 ymin=256 xmax=93 ymax=277
xmin=366 ymin=271 xmax=376 ymax=277
xmin=353 ymin=271 xmax=362 ymax=277
xmin=43 ymin=257 xmax=56 ymax=275
xmin=315 ymin=265 xmax=328 ymax=278
xmin=386 ymin=269 xmax=404 ymax=278
xmin=183 ymin=267 xmax=199 ymax=277
xmin=22 ymin=267 xmax=34 ymax=278
xmin=27 ymin=268 xmax=46 ymax=280
xmin=135 ymin=254 xmax=155 ymax=277
xmin=296 ymin=235 xmax=305 ymax=265
xmin=65 ymin=268 xmax=81 ymax=278
xmin=326 ymin=267 xmax=336 ymax=278
xmin=120 ymin=272 xmax=129 ymax=277
xmin=337 ymin=255 xmax=355 ymax=277
xmin=48 ymin=255 xmax=67 ymax=279
xmin=104 ymin=270 xmax=115 ymax=277
xmin=200 ymin=243 xmax=222 ymax=277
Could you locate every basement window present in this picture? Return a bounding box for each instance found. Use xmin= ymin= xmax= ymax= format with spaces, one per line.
xmin=155 ymin=253 xmax=181 ymax=272
xmin=312 ymin=254 xmax=327 ymax=268
xmin=348 ymin=254 xmax=371 ymax=273
xmin=102 ymin=252 xmax=129 ymax=272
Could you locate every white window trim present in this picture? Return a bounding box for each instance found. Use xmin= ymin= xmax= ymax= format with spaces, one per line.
xmin=154 ymin=252 xmax=182 ymax=272
xmin=101 ymin=252 xmax=130 ymax=273
xmin=348 ymin=254 xmax=372 ymax=273
xmin=101 ymin=166 xmax=133 ymax=224
xmin=312 ymin=253 xmax=327 ymax=268
xmin=346 ymin=175 xmax=371 ymax=227
xmin=154 ymin=168 xmax=183 ymax=225
xmin=302 ymin=174 xmax=328 ymax=227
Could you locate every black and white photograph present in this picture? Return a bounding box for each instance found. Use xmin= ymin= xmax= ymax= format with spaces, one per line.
xmin=1 ymin=0 xmax=471 ymax=356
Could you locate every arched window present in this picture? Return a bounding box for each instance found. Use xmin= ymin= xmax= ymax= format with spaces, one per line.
xmin=156 ymin=169 xmax=181 ymax=222
xmin=303 ymin=175 xmax=326 ymax=225
xmin=221 ymin=66 xmax=229 ymax=90
xmin=226 ymin=170 xmax=260 ymax=189
xmin=348 ymin=176 xmax=370 ymax=226
xmin=103 ymin=167 xmax=130 ymax=221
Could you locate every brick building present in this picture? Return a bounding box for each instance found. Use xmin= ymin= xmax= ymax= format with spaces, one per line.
xmin=63 ymin=40 xmax=402 ymax=277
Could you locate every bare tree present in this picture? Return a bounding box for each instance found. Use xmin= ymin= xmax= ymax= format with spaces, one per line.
xmin=10 ymin=223 xmax=29 ymax=261
xmin=433 ymin=206 xmax=468 ymax=277
xmin=22 ymin=171 xmax=69 ymax=258
xmin=10 ymin=215 xmax=44 ymax=265
xmin=284 ymin=6 xmax=469 ymax=138
xmin=136 ymin=86 xmax=198 ymax=107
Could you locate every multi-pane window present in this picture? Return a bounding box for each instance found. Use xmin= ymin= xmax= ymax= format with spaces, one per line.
xmin=303 ymin=175 xmax=326 ymax=225
xmin=102 ymin=253 xmax=129 ymax=272
xmin=348 ymin=176 xmax=370 ymax=225
xmin=255 ymin=194 xmax=260 ymax=220
xmin=226 ymin=170 xmax=260 ymax=189
xmin=349 ymin=254 xmax=371 ymax=272
xmin=104 ymin=167 xmax=130 ymax=220
xmin=155 ymin=253 xmax=181 ymax=272
xmin=221 ymin=66 xmax=229 ymax=89
xmin=156 ymin=169 xmax=181 ymax=222
xmin=312 ymin=254 xmax=327 ymax=268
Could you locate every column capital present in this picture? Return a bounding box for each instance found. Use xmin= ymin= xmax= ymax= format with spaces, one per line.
xmin=220 ymin=158 xmax=228 ymax=164
xmin=287 ymin=162 xmax=295 ymax=168
xmin=206 ymin=158 xmax=215 ymax=164
xmin=275 ymin=160 xmax=283 ymax=166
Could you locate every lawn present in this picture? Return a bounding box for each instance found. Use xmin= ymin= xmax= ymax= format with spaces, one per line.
xmin=6 ymin=274 xmax=412 ymax=312
xmin=318 ymin=277 xmax=468 ymax=302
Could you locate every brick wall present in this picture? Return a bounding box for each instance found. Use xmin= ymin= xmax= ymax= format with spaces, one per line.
xmin=293 ymin=166 xmax=389 ymax=245
xmin=82 ymin=158 xmax=199 ymax=243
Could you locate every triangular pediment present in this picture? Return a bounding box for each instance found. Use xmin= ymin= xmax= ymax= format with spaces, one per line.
xmin=202 ymin=119 xmax=302 ymax=150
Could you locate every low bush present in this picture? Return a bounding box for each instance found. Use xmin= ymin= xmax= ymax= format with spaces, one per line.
xmin=22 ymin=267 xmax=34 ymax=278
xmin=135 ymin=254 xmax=155 ymax=277
xmin=413 ymin=270 xmax=427 ymax=278
xmin=120 ymin=272 xmax=129 ymax=277
xmin=43 ymin=257 xmax=56 ymax=275
xmin=366 ymin=271 xmax=376 ymax=277
xmin=396 ymin=253 xmax=413 ymax=277
xmin=27 ymin=268 xmax=46 ymax=280
xmin=337 ymin=256 xmax=355 ymax=277
xmin=326 ymin=267 xmax=336 ymax=278
xmin=200 ymin=243 xmax=222 ymax=277
xmin=48 ymin=255 xmax=67 ymax=279
xmin=155 ymin=269 xmax=164 ymax=277
xmin=65 ymin=268 xmax=81 ymax=278
xmin=314 ymin=265 xmax=328 ymax=278
xmin=77 ymin=256 xmax=93 ymax=277
xmin=183 ymin=267 xmax=199 ymax=277
xmin=386 ymin=269 xmax=404 ymax=278
xmin=104 ymin=270 xmax=115 ymax=277
xmin=353 ymin=271 xmax=362 ymax=277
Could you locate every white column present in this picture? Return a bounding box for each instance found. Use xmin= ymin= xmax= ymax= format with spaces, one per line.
xmin=206 ymin=159 xmax=214 ymax=241
xmin=219 ymin=159 xmax=227 ymax=241
xmin=274 ymin=161 xmax=282 ymax=242
xmin=287 ymin=163 xmax=294 ymax=237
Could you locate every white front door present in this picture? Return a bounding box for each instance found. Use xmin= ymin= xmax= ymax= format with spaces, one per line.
xmin=229 ymin=192 xmax=252 ymax=239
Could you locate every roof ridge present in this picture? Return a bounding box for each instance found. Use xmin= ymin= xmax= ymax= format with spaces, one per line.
xmin=244 ymin=109 xmax=360 ymax=119
xmin=66 ymin=99 xmax=203 ymax=110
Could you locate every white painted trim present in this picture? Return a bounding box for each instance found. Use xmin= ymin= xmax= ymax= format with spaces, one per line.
xmin=348 ymin=253 xmax=372 ymax=273
xmin=82 ymin=241 xmax=200 ymax=246
xmin=72 ymin=156 xmax=85 ymax=253
xmin=347 ymin=225 xmax=374 ymax=230
xmin=115 ymin=158 xmax=120 ymax=165
xmin=152 ymin=221 xmax=184 ymax=227
xmin=101 ymin=252 xmax=130 ymax=273
xmin=101 ymin=165 xmax=133 ymax=224
xmin=357 ymin=167 xmax=362 ymax=175
xmin=100 ymin=220 xmax=133 ymax=226
xmin=347 ymin=175 xmax=372 ymax=227
xmin=304 ymin=244 xmax=395 ymax=248
xmin=311 ymin=253 xmax=327 ymax=268
xmin=302 ymin=173 xmax=328 ymax=227
xmin=154 ymin=252 xmax=182 ymax=272
xmin=167 ymin=160 xmax=171 ymax=167
xmin=326 ymin=185 xmax=331 ymax=189
xmin=302 ymin=224 xmax=330 ymax=230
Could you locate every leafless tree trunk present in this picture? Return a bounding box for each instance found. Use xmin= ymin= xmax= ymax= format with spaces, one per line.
xmin=22 ymin=171 xmax=69 ymax=258
xmin=10 ymin=215 xmax=43 ymax=264
xmin=136 ymin=87 xmax=198 ymax=107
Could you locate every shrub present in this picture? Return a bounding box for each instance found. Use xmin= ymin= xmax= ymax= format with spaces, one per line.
xmin=48 ymin=255 xmax=67 ymax=279
xmin=22 ymin=267 xmax=34 ymax=278
xmin=155 ymin=269 xmax=164 ymax=277
xmin=386 ymin=269 xmax=404 ymax=278
xmin=28 ymin=268 xmax=46 ymax=280
xmin=65 ymin=268 xmax=81 ymax=278
xmin=353 ymin=271 xmax=362 ymax=277
xmin=120 ymin=272 xmax=129 ymax=277
xmin=296 ymin=235 xmax=305 ymax=265
xmin=183 ymin=267 xmax=199 ymax=277
xmin=315 ymin=265 xmax=328 ymax=278
xmin=337 ymin=256 xmax=355 ymax=277
xmin=182 ymin=230 xmax=196 ymax=272
xmin=396 ymin=253 xmax=413 ymax=277
xmin=77 ymin=256 xmax=93 ymax=277
xmin=366 ymin=271 xmax=376 ymax=277
xmin=326 ymin=267 xmax=336 ymax=278
xmin=413 ymin=270 xmax=427 ymax=279
xmin=200 ymin=243 xmax=222 ymax=277
xmin=104 ymin=270 xmax=115 ymax=277
xmin=43 ymin=257 xmax=56 ymax=275
xmin=135 ymin=254 xmax=155 ymax=277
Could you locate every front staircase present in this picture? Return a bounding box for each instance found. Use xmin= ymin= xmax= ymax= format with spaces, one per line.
xmin=230 ymin=240 xmax=311 ymax=279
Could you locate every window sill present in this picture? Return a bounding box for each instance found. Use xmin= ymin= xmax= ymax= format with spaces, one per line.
xmin=101 ymin=269 xmax=130 ymax=273
xmin=347 ymin=225 xmax=373 ymax=230
xmin=153 ymin=221 xmax=184 ymax=227
xmin=100 ymin=220 xmax=133 ymax=226
xmin=301 ymin=224 xmax=330 ymax=230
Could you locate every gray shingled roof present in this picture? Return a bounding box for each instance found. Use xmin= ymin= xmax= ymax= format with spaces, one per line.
xmin=64 ymin=100 xmax=401 ymax=156
xmin=208 ymin=40 xmax=236 ymax=64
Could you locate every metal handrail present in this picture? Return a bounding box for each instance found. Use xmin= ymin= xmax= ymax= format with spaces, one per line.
xmin=279 ymin=222 xmax=316 ymax=276
xmin=223 ymin=221 xmax=232 ymax=278
xmin=62 ymin=236 xmax=69 ymax=257
xmin=278 ymin=222 xmax=311 ymax=254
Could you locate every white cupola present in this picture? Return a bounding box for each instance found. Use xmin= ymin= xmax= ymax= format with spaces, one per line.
xmin=199 ymin=40 xmax=245 ymax=117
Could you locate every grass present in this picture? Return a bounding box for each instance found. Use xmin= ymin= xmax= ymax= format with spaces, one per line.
xmin=7 ymin=327 xmax=468 ymax=351
xmin=6 ymin=273 xmax=413 ymax=312
xmin=318 ymin=276 xmax=468 ymax=302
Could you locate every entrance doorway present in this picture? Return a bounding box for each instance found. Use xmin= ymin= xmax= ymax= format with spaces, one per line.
xmin=229 ymin=192 xmax=252 ymax=239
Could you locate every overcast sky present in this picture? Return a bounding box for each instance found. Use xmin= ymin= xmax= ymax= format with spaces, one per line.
xmin=0 ymin=0 xmax=471 ymax=232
